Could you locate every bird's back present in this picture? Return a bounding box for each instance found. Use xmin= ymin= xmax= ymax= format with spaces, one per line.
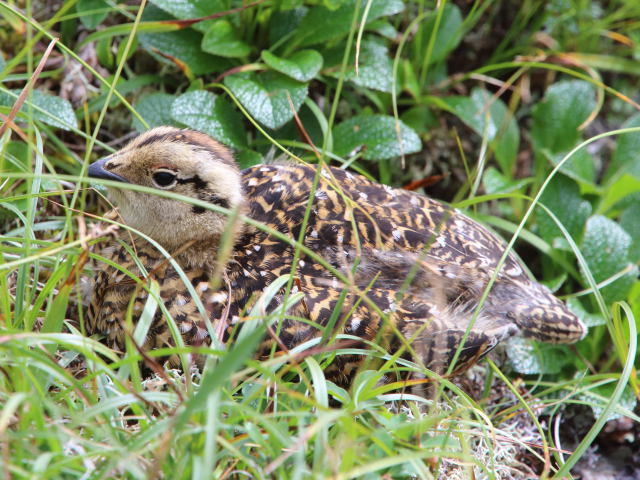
xmin=239 ymin=163 xmax=529 ymax=278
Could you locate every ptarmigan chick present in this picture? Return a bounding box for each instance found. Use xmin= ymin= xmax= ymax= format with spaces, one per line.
xmin=86 ymin=127 xmax=585 ymax=383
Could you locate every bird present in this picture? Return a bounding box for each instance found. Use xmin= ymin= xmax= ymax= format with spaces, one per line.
xmin=86 ymin=126 xmax=586 ymax=385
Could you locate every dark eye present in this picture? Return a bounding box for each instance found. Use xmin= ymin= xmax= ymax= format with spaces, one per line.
xmin=152 ymin=170 xmax=177 ymax=188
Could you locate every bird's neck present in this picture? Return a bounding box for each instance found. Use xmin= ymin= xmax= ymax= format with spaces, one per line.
xmin=168 ymin=238 xmax=217 ymax=269
xmin=172 ymin=208 xmax=251 ymax=271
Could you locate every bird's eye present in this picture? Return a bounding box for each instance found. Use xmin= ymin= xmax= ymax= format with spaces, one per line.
xmin=152 ymin=170 xmax=177 ymax=188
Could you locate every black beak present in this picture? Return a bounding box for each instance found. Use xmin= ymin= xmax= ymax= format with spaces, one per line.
xmin=87 ymin=157 xmax=129 ymax=184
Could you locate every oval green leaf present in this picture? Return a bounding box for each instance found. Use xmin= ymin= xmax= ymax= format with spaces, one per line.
xmin=171 ymin=90 xmax=247 ymax=149
xmin=620 ymin=203 xmax=640 ymax=263
xmin=140 ymin=29 xmax=231 ymax=75
xmin=77 ymin=0 xmax=109 ymax=29
xmin=295 ymin=0 xmax=404 ymax=47
xmin=582 ymin=215 xmax=638 ymax=303
xmin=532 ymin=80 xmax=596 ymax=154
xmin=224 ymin=71 xmax=308 ymax=130
xmin=482 ymin=167 xmax=531 ymax=195
xmin=506 ymin=337 xmax=572 ymax=375
xmin=440 ymin=87 xmax=519 ymax=175
xmin=0 ymin=89 xmax=76 ymax=130
xmin=604 ymin=112 xmax=640 ymax=184
xmin=148 ymin=0 xmax=225 ymax=33
xmin=537 ymin=174 xmax=592 ymax=245
xmin=333 ymin=114 xmax=421 ymax=161
xmin=132 ymin=93 xmax=177 ymax=132
xmin=261 ymin=49 xmax=323 ymax=82
xmin=202 ymin=20 xmax=251 ymax=58
xmin=324 ymin=37 xmax=394 ymax=93
xmin=416 ymin=4 xmax=463 ymax=65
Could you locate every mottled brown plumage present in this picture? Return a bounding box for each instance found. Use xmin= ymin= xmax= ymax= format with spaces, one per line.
xmin=87 ymin=127 xmax=585 ymax=383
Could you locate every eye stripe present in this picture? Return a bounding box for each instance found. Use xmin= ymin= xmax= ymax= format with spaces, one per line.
xmin=208 ymin=195 xmax=229 ymax=209
xmin=176 ymin=175 xmax=207 ymax=190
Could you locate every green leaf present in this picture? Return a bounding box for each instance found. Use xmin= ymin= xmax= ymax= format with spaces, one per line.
xmin=400 ymin=59 xmax=420 ymax=98
xmin=77 ymin=0 xmax=108 ymax=29
xmin=132 ymin=93 xmax=177 ymax=132
xmin=40 ymin=267 xmax=75 ymax=355
xmin=148 ymin=0 xmax=225 ymax=33
xmin=149 ymin=0 xmax=218 ymax=18
xmin=599 ymin=174 xmax=640 ymax=214
xmin=566 ymin=298 xmax=606 ymax=328
xmin=171 ymin=90 xmax=247 ymax=149
xmin=604 ymin=112 xmax=640 ymax=183
xmin=532 ymin=80 xmax=596 ymax=154
xmin=440 ymin=88 xmax=519 ymax=174
xmin=368 ymin=19 xmax=398 ymax=40
xmin=333 ymin=114 xmax=421 ymax=161
xmin=42 ymin=282 xmax=72 ymax=336
xmin=582 ymin=215 xmax=638 ymax=303
xmin=415 ymin=4 xmax=463 ymax=65
xmin=400 ymin=105 xmax=438 ymax=135
xmin=482 ymin=167 xmax=531 ymax=195
xmin=537 ymin=174 xmax=592 ymax=245
xmin=620 ymin=203 xmax=640 ymax=263
xmin=139 ymin=29 xmax=230 ymax=75
xmin=306 ymin=357 xmax=328 ymax=407
xmin=116 ymin=35 xmax=139 ymax=65
xmin=506 ymin=337 xmax=572 ymax=375
xmin=325 ymin=37 xmax=394 ymax=93
xmin=269 ymin=7 xmax=308 ymax=46
xmin=581 ymin=383 xmax=637 ymax=422
xmin=202 ymin=20 xmax=251 ymax=58
xmin=224 ymin=71 xmax=308 ymax=130
xmin=96 ymin=37 xmax=115 ymax=70
xmin=1 ymin=141 xmax=30 ymax=173
xmin=546 ymin=148 xmax=595 ymax=186
xmin=262 ymin=49 xmax=323 ymax=82
xmin=0 ymin=89 xmax=76 ymax=130
xmin=295 ymin=0 xmax=404 ymax=47
xmin=270 ymin=103 xmax=324 ymax=147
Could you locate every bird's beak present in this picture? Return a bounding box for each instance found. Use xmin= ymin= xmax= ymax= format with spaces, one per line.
xmin=87 ymin=157 xmax=129 ymax=184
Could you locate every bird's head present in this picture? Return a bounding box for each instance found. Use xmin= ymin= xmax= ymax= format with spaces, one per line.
xmin=88 ymin=127 xmax=246 ymax=261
